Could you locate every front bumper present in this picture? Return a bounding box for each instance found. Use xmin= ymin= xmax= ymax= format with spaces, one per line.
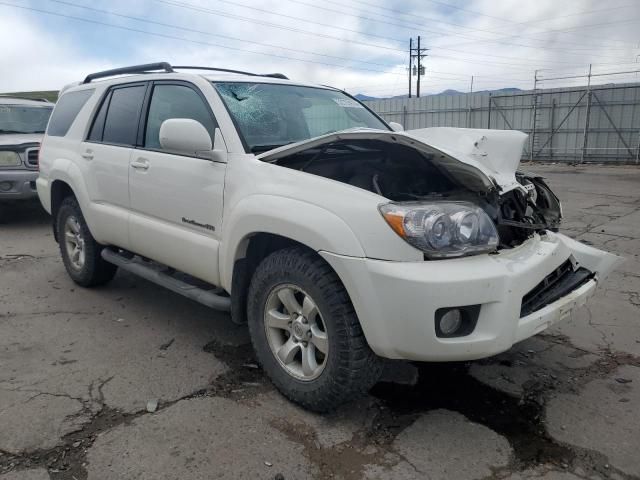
xmin=0 ymin=170 xmax=38 ymax=200
xmin=321 ymin=232 xmax=622 ymax=362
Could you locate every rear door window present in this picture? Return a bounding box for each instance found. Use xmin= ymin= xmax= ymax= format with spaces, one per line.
xmin=88 ymin=91 xmax=111 ymax=142
xmin=102 ymin=85 xmax=146 ymax=146
xmin=47 ymin=89 xmax=94 ymax=137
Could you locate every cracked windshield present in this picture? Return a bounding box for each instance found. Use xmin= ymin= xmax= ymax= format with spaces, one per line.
xmin=214 ymin=82 xmax=388 ymax=153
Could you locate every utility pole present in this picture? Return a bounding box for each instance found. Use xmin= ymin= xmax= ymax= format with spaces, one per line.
xmin=408 ymin=38 xmax=412 ymax=98
xmin=417 ymin=36 xmax=422 ymax=98
xmin=408 ymin=36 xmax=428 ymax=97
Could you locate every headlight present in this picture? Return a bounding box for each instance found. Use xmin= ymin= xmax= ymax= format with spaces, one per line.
xmin=0 ymin=151 xmax=21 ymax=167
xmin=379 ymin=201 xmax=499 ymax=258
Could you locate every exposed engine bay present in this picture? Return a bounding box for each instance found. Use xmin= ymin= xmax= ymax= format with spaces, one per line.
xmin=270 ymin=139 xmax=562 ymax=249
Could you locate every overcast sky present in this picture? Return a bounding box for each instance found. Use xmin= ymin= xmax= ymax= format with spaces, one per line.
xmin=1 ymin=0 xmax=639 ymax=97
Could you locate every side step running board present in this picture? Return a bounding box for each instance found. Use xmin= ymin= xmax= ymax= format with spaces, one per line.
xmin=101 ymin=249 xmax=231 ymax=312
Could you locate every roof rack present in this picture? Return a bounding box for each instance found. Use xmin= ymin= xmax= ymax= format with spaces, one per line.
xmin=81 ymin=62 xmax=289 ymax=84
xmin=0 ymin=95 xmax=53 ymax=103
xmin=83 ymin=62 xmax=174 ymax=84
xmin=173 ymin=66 xmax=288 ymax=80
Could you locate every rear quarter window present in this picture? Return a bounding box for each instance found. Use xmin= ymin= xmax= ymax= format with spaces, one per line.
xmin=47 ymin=89 xmax=94 ymax=137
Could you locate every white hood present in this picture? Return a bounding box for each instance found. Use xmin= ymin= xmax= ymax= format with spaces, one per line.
xmin=258 ymin=127 xmax=528 ymax=194
xmin=0 ymin=133 xmax=43 ymax=147
xmin=406 ymin=127 xmax=528 ymax=194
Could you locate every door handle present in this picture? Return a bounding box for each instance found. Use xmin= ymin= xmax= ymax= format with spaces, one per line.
xmin=131 ymin=159 xmax=149 ymax=171
xmin=81 ymin=150 xmax=94 ymax=160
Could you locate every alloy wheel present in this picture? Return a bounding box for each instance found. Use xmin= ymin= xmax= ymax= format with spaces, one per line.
xmin=264 ymin=284 xmax=329 ymax=381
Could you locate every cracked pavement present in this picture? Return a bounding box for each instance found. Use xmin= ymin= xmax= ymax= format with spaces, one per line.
xmin=1 ymin=164 xmax=639 ymax=480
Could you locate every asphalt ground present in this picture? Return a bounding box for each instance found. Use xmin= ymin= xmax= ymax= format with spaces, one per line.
xmin=1 ymin=164 xmax=638 ymax=480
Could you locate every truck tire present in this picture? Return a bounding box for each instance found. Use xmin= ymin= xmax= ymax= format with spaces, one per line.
xmin=247 ymin=247 xmax=382 ymax=412
xmin=56 ymin=196 xmax=117 ymax=287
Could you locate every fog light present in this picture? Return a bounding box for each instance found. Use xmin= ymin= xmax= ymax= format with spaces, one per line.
xmin=435 ymin=305 xmax=481 ymax=338
xmin=0 ymin=181 xmax=12 ymax=192
xmin=439 ymin=309 xmax=462 ymax=335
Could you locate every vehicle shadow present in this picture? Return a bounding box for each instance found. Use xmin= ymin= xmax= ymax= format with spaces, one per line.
xmin=370 ymin=361 xmax=570 ymax=468
xmin=0 ymin=199 xmax=49 ymax=227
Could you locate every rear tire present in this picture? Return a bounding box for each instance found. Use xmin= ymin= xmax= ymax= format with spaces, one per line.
xmin=247 ymin=247 xmax=382 ymax=412
xmin=56 ymin=196 xmax=117 ymax=287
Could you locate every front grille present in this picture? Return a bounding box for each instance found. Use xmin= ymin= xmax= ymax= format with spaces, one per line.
xmin=26 ymin=148 xmax=39 ymax=168
xmin=520 ymin=260 xmax=594 ymax=317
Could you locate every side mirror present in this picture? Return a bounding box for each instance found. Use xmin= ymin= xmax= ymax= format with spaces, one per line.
xmin=389 ymin=121 xmax=404 ymax=132
xmin=159 ymin=118 xmax=212 ymax=156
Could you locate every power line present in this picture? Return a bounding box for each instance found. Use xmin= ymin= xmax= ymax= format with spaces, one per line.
xmin=282 ymin=0 xmax=635 ymax=60
xmin=437 ymin=5 xmax=640 ymax=50
xmin=349 ymin=0 xmax=639 ymax=49
xmin=154 ymin=0 xmax=632 ymax=68
xmin=5 ymin=0 xmax=636 ymax=86
xmin=63 ymin=0 xmax=527 ymax=84
xmin=150 ymin=0 xmax=596 ymax=69
xmin=0 ymin=0 xmax=560 ymax=75
xmin=143 ymin=0 xmax=640 ymax=68
xmin=403 ymin=0 xmax=520 ymax=24
xmin=0 ymin=1 xmax=408 ymax=75
xmin=154 ymin=0 xmax=405 ymax=49
xmin=46 ymin=0 xmax=402 ymax=69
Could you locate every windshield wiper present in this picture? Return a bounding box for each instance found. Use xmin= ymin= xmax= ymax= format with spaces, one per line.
xmin=250 ymin=143 xmax=293 ymax=154
xmin=0 ymin=129 xmax=22 ymax=134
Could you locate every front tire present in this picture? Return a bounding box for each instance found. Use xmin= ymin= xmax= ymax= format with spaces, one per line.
xmin=56 ymin=196 xmax=117 ymax=287
xmin=247 ymin=247 xmax=382 ymax=412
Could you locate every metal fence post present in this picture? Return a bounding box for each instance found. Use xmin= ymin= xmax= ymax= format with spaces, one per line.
xmin=467 ymin=76 xmax=474 ymax=128
xmin=529 ymin=70 xmax=539 ymax=162
xmin=549 ymin=98 xmax=556 ymax=160
xmin=487 ymin=93 xmax=492 ymax=129
xmin=581 ymin=64 xmax=593 ymax=164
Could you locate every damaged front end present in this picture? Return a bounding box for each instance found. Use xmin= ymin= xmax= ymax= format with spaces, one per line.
xmin=480 ymin=171 xmax=562 ymax=248
xmin=258 ymin=128 xmax=563 ymax=254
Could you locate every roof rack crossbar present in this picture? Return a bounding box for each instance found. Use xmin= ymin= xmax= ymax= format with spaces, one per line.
xmin=172 ymin=66 xmax=288 ymax=80
xmin=83 ymin=62 xmax=174 ymax=84
xmin=81 ymin=62 xmax=289 ymax=84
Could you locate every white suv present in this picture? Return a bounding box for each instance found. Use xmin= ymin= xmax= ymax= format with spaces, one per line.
xmin=37 ymin=63 xmax=621 ymax=411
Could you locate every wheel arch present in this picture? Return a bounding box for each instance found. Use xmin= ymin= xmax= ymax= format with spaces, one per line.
xmin=50 ymin=179 xmax=77 ymax=242
xmin=228 ymin=232 xmax=328 ymax=325
xmin=48 ymin=160 xmax=96 ymax=243
xmin=220 ymin=195 xmax=366 ymax=324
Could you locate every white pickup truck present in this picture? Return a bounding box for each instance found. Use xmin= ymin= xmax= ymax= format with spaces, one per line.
xmin=37 ymin=63 xmax=621 ymax=411
xmin=0 ymin=96 xmax=53 ymax=220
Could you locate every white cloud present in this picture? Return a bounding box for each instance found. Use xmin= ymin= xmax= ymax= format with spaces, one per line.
xmin=0 ymin=7 xmax=116 ymax=91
